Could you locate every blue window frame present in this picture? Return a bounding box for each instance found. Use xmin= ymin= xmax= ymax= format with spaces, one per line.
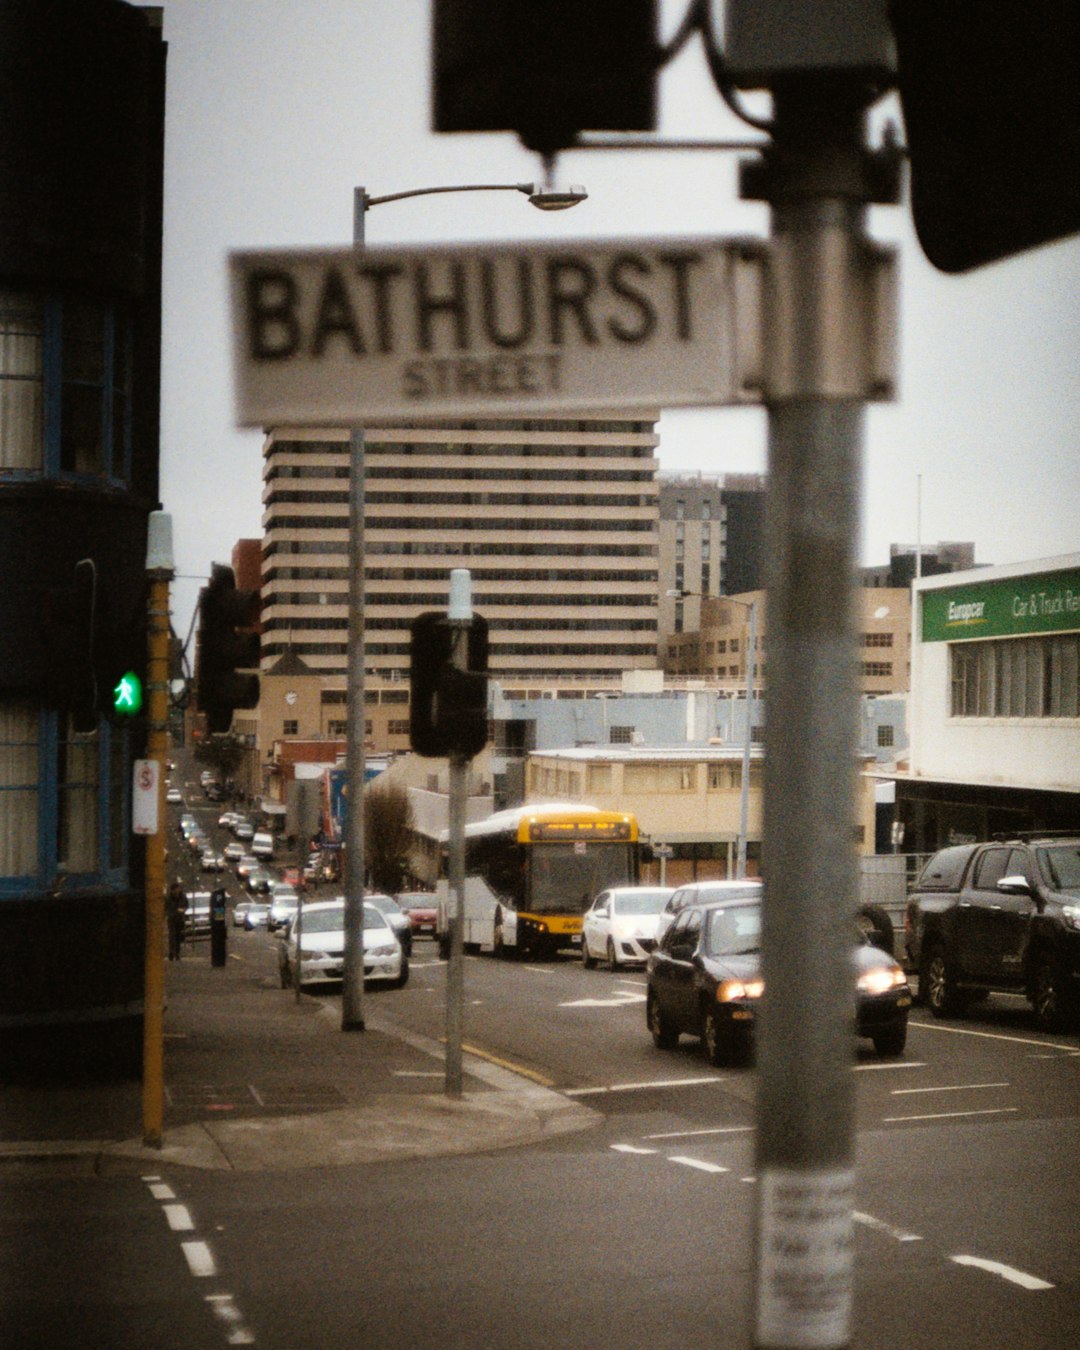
xmin=0 ymin=288 xmax=132 ymax=483
xmin=0 ymin=700 xmax=130 ymax=898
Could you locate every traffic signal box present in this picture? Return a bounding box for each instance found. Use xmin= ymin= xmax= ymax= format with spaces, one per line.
xmin=409 ymin=610 xmax=489 ymax=760
xmin=197 ymin=563 xmax=260 ymax=735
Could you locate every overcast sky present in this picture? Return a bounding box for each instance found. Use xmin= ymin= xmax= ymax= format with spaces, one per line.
xmin=158 ymin=1 xmax=1080 ymax=641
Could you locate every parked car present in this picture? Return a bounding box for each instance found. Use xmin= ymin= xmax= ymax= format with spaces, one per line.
xmin=166 ymin=787 xmax=183 ymax=805
xmin=365 ymin=892 xmax=413 ymax=956
xmin=218 ymin=811 xmax=239 ymax=829
xmin=199 ymin=849 xmax=226 ymax=873
xmin=223 ymin=841 xmax=245 ymax=864
xmin=646 ymin=893 xmax=911 ymax=1067
xmin=396 ymin=892 xmax=438 ymax=939
xmin=233 ymin=900 xmax=254 ymax=928
xmin=267 ymin=884 xmax=300 ymax=933
xmin=246 ymin=869 xmax=274 ymax=896
xmin=235 ymin=854 xmax=260 ymax=881
xmin=243 ymin=901 xmax=271 ymax=930
xmin=251 ymin=830 xmax=275 ymax=860
xmin=232 ymin=819 xmax=254 ymax=841
xmin=582 ymin=885 xmax=675 ymax=969
xmin=278 ymin=899 xmax=407 ymax=989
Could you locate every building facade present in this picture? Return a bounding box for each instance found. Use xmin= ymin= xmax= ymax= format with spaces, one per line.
xmin=895 ymin=553 xmax=1080 ymax=850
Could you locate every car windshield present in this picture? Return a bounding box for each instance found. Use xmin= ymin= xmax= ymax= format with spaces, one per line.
xmin=705 ymin=903 xmax=762 ymax=957
xmin=1037 ymin=844 xmax=1080 ymax=890
xmin=368 ymin=895 xmax=402 ymax=915
xmin=612 ymin=890 xmax=669 ymax=916
xmin=300 ymin=908 xmax=344 ymax=934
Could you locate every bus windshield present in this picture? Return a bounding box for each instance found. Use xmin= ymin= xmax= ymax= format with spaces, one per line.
xmin=526 ymin=842 xmax=636 ymax=916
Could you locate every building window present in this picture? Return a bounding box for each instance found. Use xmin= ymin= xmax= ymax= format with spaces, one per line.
xmin=388 ymin=719 xmax=410 ymax=735
xmin=609 ymin=725 xmax=634 ymax=744
xmin=283 ymin=719 xmax=298 ymax=735
xmin=862 ymin=662 xmax=893 ymax=678
xmin=0 ymin=700 xmax=128 ymax=896
xmin=863 ymin=632 xmax=894 ymax=648
xmin=327 ymin=720 xmax=347 ymax=736
xmin=950 ymin=634 xmax=1079 ymax=718
xmin=708 ymin=763 xmax=739 ymax=790
xmin=0 ymin=290 xmax=131 ymax=481
xmin=877 ymin=724 xmax=895 ymax=748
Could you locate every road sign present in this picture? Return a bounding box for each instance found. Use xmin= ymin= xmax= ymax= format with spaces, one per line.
xmin=229 ymin=235 xmax=766 ymax=424
xmin=132 ymin=758 xmax=159 ymax=836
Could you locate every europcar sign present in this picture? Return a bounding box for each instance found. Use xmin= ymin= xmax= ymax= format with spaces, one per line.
xmin=921 ymin=566 xmax=1080 ymax=643
xmin=229 ymin=236 xmax=766 ymax=423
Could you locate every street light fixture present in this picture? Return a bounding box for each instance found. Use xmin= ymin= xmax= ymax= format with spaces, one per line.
xmin=667 ymin=588 xmax=758 ymax=880
xmin=340 ymin=178 xmax=587 ymax=1040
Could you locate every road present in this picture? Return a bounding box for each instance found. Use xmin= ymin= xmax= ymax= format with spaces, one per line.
xmin=4 ymin=761 xmax=1078 ymax=1347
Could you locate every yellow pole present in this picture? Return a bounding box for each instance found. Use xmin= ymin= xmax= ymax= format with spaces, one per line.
xmin=142 ymin=550 xmax=172 ymax=1146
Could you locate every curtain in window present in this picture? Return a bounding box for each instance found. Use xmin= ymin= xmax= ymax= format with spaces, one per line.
xmin=58 ymin=720 xmax=99 ymax=874
xmin=0 ymin=292 xmax=44 ymax=470
xmin=0 ymin=701 xmax=39 ymax=876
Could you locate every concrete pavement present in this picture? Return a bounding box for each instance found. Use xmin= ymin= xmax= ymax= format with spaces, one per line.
xmin=0 ymin=935 xmax=598 ymax=1174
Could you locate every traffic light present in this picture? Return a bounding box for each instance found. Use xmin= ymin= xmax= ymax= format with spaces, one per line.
xmin=890 ymin=0 xmax=1080 ymax=272
xmin=409 ymin=610 xmax=489 ymax=759
xmin=197 ymin=563 xmax=260 ymax=735
xmin=432 ymin=0 xmax=657 ymax=156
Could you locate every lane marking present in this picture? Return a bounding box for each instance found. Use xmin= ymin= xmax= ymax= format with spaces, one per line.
xmin=669 ymin=1156 xmax=729 ymax=1174
xmin=853 ymin=1060 xmax=926 ymax=1071
xmin=181 ymin=1241 xmax=217 ymax=1278
xmin=610 ymin=1143 xmax=657 ymax=1155
xmin=163 ymin=1204 xmax=194 ymax=1232
xmin=565 ymin=1076 xmax=722 ymax=1096
xmin=148 ymin=1183 xmax=176 ymax=1201
xmin=645 ymin=1125 xmax=753 ymax=1140
xmin=559 ymin=992 xmax=646 ymax=1008
xmin=883 ymin=1107 xmax=1018 ymax=1123
xmin=911 ymin=1021 xmax=1076 ymax=1052
xmin=951 ymin=1254 xmax=1054 ymax=1291
xmin=853 ymin=1210 xmax=923 ymax=1243
xmin=891 ymin=1082 xmax=1009 ymax=1096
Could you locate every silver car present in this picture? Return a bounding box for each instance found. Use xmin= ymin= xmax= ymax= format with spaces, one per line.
xmin=278 ymin=900 xmax=406 ymax=989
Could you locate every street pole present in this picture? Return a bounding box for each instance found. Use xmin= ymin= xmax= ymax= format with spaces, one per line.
xmin=443 ymin=569 xmax=472 ymax=1098
xmin=751 ymin=84 xmax=886 ymax=1350
xmin=736 ymin=597 xmax=756 ymax=879
xmin=142 ymin=511 xmax=173 ymax=1148
xmin=341 ymin=188 xmax=369 ymax=1031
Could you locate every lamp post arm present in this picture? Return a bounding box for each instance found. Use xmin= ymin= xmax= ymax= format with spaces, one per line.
xmin=362 ymin=182 xmax=534 ymax=209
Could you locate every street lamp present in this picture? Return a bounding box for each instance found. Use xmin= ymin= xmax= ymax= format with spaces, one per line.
xmin=341 ymin=179 xmax=587 ymax=1036
xmin=668 ymin=588 xmax=759 ymax=880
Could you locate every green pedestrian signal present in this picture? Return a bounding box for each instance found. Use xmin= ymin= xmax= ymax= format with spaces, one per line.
xmin=112 ymin=671 xmax=143 ymax=716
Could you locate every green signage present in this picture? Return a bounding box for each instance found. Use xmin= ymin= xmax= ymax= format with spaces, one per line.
xmin=112 ymin=671 xmax=143 ymax=716
xmin=921 ymin=566 xmax=1080 ymax=643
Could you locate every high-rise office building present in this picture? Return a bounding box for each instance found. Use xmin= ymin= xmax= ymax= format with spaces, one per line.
xmin=260 ymin=416 xmax=662 ymax=685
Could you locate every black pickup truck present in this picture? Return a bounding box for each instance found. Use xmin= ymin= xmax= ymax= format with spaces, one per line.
xmin=904 ymin=835 xmax=1080 ymax=1031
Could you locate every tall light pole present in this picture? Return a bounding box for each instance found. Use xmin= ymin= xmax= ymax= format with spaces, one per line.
xmin=340 ymin=178 xmax=587 ymax=1032
xmin=668 ymin=588 xmax=758 ymax=879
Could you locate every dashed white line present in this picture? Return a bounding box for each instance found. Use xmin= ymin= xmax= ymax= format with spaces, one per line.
xmin=891 ymin=1082 xmax=1009 ymax=1096
xmin=180 ymin=1240 xmax=218 ymax=1278
xmin=853 ymin=1059 xmax=927 ymax=1071
xmin=951 ymin=1254 xmax=1054 ymax=1290
xmin=883 ymin=1106 xmax=1018 ymax=1123
xmin=644 ymin=1125 xmax=753 ymax=1140
xmin=163 ymin=1204 xmax=194 ymax=1232
xmin=853 ymin=1210 xmax=923 ymax=1243
xmin=148 ymin=1182 xmax=176 ymax=1201
xmin=669 ymin=1156 xmax=729 ymax=1174
xmin=565 ymin=1076 xmax=721 ymax=1096
xmin=610 ymin=1143 xmax=657 ymax=1155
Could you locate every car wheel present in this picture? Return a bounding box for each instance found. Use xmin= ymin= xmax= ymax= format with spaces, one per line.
xmin=581 ymin=936 xmax=597 ymax=969
xmin=1031 ymin=950 xmax=1069 ymax=1032
xmin=394 ymin=959 xmax=410 ymax=990
xmin=923 ymin=945 xmax=967 ymax=1018
xmin=437 ymin=934 xmax=451 ymax=960
xmin=606 ymin=938 xmax=619 ymax=971
xmin=279 ymin=958 xmax=290 ymax=989
xmin=702 ymin=1007 xmax=729 ymax=1066
xmin=856 ymin=904 xmax=895 ymax=957
xmin=647 ymin=990 xmax=679 ymax=1050
xmin=872 ymin=1021 xmax=907 ymax=1057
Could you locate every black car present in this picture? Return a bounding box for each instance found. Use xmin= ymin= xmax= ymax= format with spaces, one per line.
xmin=646 ymin=895 xmax=911 ymax=1067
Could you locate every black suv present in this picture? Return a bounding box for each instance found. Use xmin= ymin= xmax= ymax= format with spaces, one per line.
xmin=905 ymin=835 xmax=1080 ymax=1030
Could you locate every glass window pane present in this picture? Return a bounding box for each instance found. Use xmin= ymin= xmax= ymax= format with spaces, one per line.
xmin=58 ymin=720 xmax=99 ymax=874
xmin=60 ymin=301 xmax=105 ymax=475
xmin=0 ymin=700 xmax=39 ymax=878
xmin=0 ymin=291 xmax=44 ymax=470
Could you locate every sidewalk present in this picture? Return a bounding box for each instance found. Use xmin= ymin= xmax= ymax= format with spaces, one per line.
xmin=0 ymin=940 xmax=597 ymax=1174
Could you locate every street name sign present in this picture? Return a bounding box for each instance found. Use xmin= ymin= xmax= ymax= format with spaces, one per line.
xmin=229 ymin=236 xmax=766 ymax=424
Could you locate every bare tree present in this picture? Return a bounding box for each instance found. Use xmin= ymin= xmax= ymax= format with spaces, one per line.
xmin=364 ymin=779 xmax=415 ymax=894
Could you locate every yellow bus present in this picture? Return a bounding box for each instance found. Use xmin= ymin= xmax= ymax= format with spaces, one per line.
xmin=437 ymin=803 xmax=643 ymax=960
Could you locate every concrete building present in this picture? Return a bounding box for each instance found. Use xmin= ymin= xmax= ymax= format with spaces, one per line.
xmin=663 ymin=587 xmax=912 ymax=695
xmin=862 ymin=541 xmax=977 ymax=589
xmin=656 ymin=471 xmax=765 ymax=642
xmin=892 ymin=552 xmax=1080 ymax=851
xmin=260 ymin=416 xmax=662 ymax=684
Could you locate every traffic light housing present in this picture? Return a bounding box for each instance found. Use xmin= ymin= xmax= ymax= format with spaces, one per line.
xmin=432 ymin=0 xmax=657 ymax=156
xmin=197 ymin=563 xmax=260 ymax=735
xmin=410 ymin=610 xmax=489 ymax=759
xmin=890 ymin=0 xmax=1080 ymax=272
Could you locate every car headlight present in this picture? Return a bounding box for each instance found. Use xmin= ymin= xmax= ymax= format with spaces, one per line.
xmin=369 ymin=944 xmax=397 ymax=957
xmin=858 ymin=965 xmax=908 ymax=995
xmin=716 ymin=978 xmax=764 ymax=1002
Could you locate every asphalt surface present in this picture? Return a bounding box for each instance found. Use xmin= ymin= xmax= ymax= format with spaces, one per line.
xmin=0 ymin=933 xmax=598 ymax=1174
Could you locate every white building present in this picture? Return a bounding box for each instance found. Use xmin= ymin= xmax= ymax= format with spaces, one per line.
xmin=896 ymin=552 xmax=1080 ymax=850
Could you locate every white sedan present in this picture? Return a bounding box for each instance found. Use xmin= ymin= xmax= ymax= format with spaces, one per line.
xmin=581 ymin=886 xmax=675 ymax=970
xmin=278 ymin=900 xmax=407 ymax=990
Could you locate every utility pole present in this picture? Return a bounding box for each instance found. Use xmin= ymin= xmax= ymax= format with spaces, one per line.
xmin=443 ymin=570 xmax=473 ymax=1098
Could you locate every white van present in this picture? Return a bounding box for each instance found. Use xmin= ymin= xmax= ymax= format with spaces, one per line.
xmin=251 ymin=830 xmax=275 ymax=860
